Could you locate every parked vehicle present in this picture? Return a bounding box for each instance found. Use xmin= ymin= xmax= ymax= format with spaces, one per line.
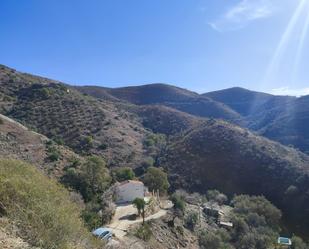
xmin=92 ymin=227 xmax=113 ymax=241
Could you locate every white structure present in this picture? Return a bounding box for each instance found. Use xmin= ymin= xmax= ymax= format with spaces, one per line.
xmin=115 ymin=180 xmax=148 ymax=204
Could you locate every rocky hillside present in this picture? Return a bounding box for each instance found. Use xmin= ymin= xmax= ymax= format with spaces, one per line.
xmin=0 ymin=113 xmax=80 ymax=177
xmin=164 ymin=119 xmax=309 ymax=234
xmin=0 ymin=65 xmax=152 ymax=168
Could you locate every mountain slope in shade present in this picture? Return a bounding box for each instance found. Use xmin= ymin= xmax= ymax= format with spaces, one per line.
xmin=204 ymin=87 xmax=309 ymax=153
xmin=203 ymin=87 xmax=281 ymax=116
xmin=164 ymin=119 xmax=309 ymax=234
xmin=78 ymin=84 xmax=244 ymax=124
xmin=132 ymin=105 xmax=203 ymax=136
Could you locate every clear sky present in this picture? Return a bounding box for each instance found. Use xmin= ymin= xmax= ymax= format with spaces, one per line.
xmin=1 ymin=0 xmax=309 ymax=95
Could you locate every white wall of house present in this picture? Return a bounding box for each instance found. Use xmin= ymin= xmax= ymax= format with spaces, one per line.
xmin=116 ymin=181 xmax=146 ymax=203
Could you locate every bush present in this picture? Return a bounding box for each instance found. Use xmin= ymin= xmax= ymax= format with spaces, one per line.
xmin=134 ymin=223 xmax=152 ymax=241
xmin=231 ymin=195 xmax=282 ymax=229
xmin=206 ymin=189 xmax=228 ymax=205
xmin=143 ymin=167 xmax=169 ymax=194
xmin=198 ymin=230 xmax=233 ymax=249
xmin=113 ymin=167 xmax=135 ymax=182
xmin=185 ymin=211 xmax=199 ymax=231
xmin=0 ymin=159 xmax=102 ymax=249
xmin=291 ymin=235 xmax=309 ymax=249
xmin=47 ymin=145 xmax=61 ymax=161
xmin=199 ymin=231 xmax=220 ymax=249
xmin=170 ymin=193 xmax=186 ymax=213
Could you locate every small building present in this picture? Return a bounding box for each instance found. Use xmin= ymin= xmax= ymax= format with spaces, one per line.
xmin=277 ymin=237 xmax=292 ymax=248
xmin=219 ymin=221 xmax=233 ymax=229
xmin=115 ymin=180 xmax=148 ymax=204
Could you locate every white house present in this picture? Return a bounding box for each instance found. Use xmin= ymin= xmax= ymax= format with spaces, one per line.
xmin=115 ymin=180 xmax=148 ymax=204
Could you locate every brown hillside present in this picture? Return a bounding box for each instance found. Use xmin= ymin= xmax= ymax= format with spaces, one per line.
xmin=78 ymin=84 xmax=244 ymax=124
xmin=164 ymin=119 xmax=309 ymax=234
xmin=0 ymin=65 xmax=150 ymax=168
xmin=0 ymin=114 xmax=80 ymax=177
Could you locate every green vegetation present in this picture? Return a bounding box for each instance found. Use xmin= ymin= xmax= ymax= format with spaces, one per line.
xmin=0 ymin=159 xmax=102 ymax=249
xmin=170 ymin=192 xmax=186 ymax=214
xmin=133 ymin=197 xmax=146 ymax=224
xmin=113 ymin=167 xmax=135 ymax=182
xmin=46 ymin=143 xmax=61 ymax=161
xmin=62 ymin=156 xmax=111 ymax=202
xmin=61 ymin=156 xmax=112 ymax=229
xmin=185 ymin=211 xmax=198 ymax=231
xmin=291 ymin=235 xmax=309 ymax=249
xmin=143 ymin=167 xmax=169 ymax=194
xmin=199 ymin=229 xmax=233 ymax=249
xmin=206 ymin=189 xmax=228 ymax=205
xmin=196 ymin=194 xmax=286 ymax=249
xmin=134 ymin=223 xmax=153 ymax=241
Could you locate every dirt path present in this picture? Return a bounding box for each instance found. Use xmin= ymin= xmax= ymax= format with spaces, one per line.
xmin=107 ymin=204 xmax=167 ymax=238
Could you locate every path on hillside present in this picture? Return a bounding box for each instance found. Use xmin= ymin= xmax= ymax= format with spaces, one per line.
xmin=107 ymin=204 xmax=168 ymax=238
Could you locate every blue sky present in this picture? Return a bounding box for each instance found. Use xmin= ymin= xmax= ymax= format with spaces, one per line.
xmin=1 ymin=0 xmax=309 ymax=95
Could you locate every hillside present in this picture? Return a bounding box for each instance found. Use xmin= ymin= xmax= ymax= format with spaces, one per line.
xmin=163 ymin=119 xmax=309 ymax=234
xmin=0 ymin=65 xmax=152 ymax=168
xmin=0 ymin=159 xmax=103 ymax=249
xmin=78 ymin=84 xmax=243 ymax=124
xmin=3 ymin=64 xmax=309 ymax=238
xmin=204 ymin=87 xmax=309 ymax=153
xmin=0 ymin=113 xmax=80 ymax=177
xmin=132 ymin=105 xmax=203 ymax=136
xmin=203 ymin=87 xmax=281 ymax=116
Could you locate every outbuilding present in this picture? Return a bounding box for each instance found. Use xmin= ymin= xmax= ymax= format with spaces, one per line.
xmin=115 ymin=180 xmax=148 ymax=204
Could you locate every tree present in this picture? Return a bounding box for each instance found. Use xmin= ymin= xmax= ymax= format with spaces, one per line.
xmin=133 ymin=198 xmax=146 ymax=225
xmin=206 ymin=189 xmax=228 ymax=205
xmin=143 ymin=167 xmax=169 ymax=194
xmin=79 ymin=156 xmax=111 ymax=201
xmin=291 ymin=235 xmax=308 ymax=249
xmin=113 ymin=167 xmax=135 ymax=182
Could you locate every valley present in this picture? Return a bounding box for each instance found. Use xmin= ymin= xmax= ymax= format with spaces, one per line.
xmin=1 ymin=64 xmax=309 ymax=248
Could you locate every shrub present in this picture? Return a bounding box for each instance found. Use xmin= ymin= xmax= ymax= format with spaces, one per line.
xmin=47 ymin=145 xmax=61 ymax=161
xmin=78 ymin=156 xmax=112 ymax=201
xmin=0 ymin=159 xmax=102 ymax=249
xmin=231 ymin=195 xmax=282 ymax=229
xmin=206 ymin=189 xmax=228 ymax=205
xmin=185 ymin=211 xmax=199 ymax=231
xmin=291 ymin=235 xmax=309 ymax=249
xmin=143 ymin=167 xmax=169 ymax=194
xmin=170 ymin=193 xmax=186 ymax=212
xmin=199 ymin=230 xmax=222 ymax=249
xmin=134 ymin=223 xmax=152 ymax=241
xmin=98 ymin=143 xmax=108 ymax=150
xmin=113 ymin=167 xmax=135 ymax=182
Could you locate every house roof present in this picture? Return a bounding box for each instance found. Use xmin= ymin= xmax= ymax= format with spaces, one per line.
xmin=219 ymin=221 xmax=233 ymax=227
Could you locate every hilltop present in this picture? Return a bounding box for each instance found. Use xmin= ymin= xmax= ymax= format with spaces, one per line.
xmin=205 ymin=87 xmax=309 ymax=153
xmin=78 ymin=83 xmax=243 ymax=124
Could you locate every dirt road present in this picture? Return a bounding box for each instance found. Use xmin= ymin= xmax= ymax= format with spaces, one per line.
xmin=107 ymin=204 xmax=167 ymax=238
